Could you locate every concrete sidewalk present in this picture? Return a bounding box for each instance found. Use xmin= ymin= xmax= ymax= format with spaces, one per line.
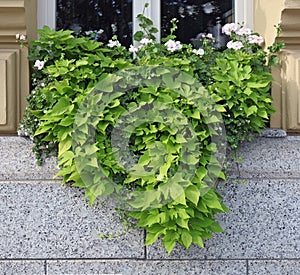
xmin=0 ymin=136 xmax=299 ymax=275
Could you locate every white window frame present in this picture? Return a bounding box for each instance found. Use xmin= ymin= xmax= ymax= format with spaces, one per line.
xmin=37 ymin=0 xmax=253 ymax=37
xmin=235 ymin=0 xmax=254 ymax=29
xmin=37 ymin=0 xmax=56 ymax=30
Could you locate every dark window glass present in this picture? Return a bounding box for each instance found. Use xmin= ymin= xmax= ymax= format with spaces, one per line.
xmin=162 ymin=0 xmax=234 ymax=47
xmin=56 ymin=0 xmax=133 ymax=47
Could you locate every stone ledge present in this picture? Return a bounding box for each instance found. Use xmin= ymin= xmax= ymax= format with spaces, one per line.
xmin=238 ymin=137 xmax=300 ymax=178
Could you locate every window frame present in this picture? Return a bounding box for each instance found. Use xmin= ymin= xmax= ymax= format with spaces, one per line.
xmin=37 ymin=0 xmax=254 ymax=38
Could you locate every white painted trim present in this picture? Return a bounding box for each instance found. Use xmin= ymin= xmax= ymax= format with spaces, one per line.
xmin=37 ymin=0 xmax=56 ymax=30
xmin=133 ymin=0 xmax=160 ymax=42
xmin=235 ymin=0 xmax=254 ymax=29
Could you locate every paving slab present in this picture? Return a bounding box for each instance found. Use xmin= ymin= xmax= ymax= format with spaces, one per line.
xmin=0 ymin=260 xmax=45 ymax=275
xmin=46 ymin=259 xmax=246 ymax=275
xmin=238 ymin=136 xmax=300 ymax=178
xmin=248 ymin=260 xmax=300 ymax=275
xmin=147 ymin=179 xmax=300 ymax=259
xmin=0 ymin=137 xmax=58 ymax=180
xmin=0 ymin=181 xmax=144 ymax=259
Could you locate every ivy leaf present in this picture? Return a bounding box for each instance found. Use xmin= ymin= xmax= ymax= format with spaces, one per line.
xmin=169 ymin=183 xmax=185 ymax=201
xmin=191 ymin=231 xmax=204 ymax=248
xmin=185 ymin=185 xmax=200 ymax=206
xmin=145 ymin=233 xmax=159 ymax=246
xmin=246 ymin=105 xmax=258 ymax=117
xmin=163 ymin=239 xmax=176 ymax=255
xmin=181 ymin=229 xmax=192 ymax=249
xmin=208 ymin=222 xmax=224 ymax=233
xmin=176 ymin=218 xmax=189 ymax=229
xmin=58 ymin=136 xmax=72 ymax=156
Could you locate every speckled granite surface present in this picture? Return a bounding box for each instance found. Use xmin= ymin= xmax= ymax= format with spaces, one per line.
xmin=0 ymin=136 xmax=299 ymax=274
xmin=0 ymin=137 xmax=58 ymax=180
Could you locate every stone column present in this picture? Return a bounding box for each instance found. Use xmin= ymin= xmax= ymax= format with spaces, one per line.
xmin=254 ymin=0 xmax=300 ymax=132
xmin=0 ymin=0 xmax=37 ymax=134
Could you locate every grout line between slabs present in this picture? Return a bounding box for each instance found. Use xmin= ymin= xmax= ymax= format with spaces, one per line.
xmin=44 ymin=260 xmax=47 ymax=275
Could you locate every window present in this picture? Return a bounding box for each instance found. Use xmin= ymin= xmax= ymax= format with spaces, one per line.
xmin=37 ymin=0 xmax=253 ymax=46
xmin=56 ymin=0 xmax=133 ymax=47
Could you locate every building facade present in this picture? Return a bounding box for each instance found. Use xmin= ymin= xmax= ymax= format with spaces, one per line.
xmin=0 ymin=0 xmax=299 ymax=134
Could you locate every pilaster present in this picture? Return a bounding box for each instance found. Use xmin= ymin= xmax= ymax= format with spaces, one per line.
xmin=0 ymin=0 xmax=37 ymax=134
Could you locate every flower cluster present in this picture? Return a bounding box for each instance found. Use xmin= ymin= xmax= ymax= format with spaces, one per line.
xmin=164 ymin=39 xmax=182 ymax=52
xmin=107 ymin=39 xmax=121 ymax=48
xmin=222 ymin=23 xmax=264 ymax=51
xmin=85 ymin=29 xmax=104 ymax=36
xmin=16 ymin=33 xmax=26 ymax=48
xmin=192 ymin=48 xmax=205 ymax=56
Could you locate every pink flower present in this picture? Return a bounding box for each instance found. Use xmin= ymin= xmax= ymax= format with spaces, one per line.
xmin=236 ymin=27 xmax=252 ymax=36
xmin=34 ymin=60 xmax=45 ymax=70
xmin=164 ymin=40 xmax=182 ymax=52
xmin=248 ymin=35 xmax=264 ymax=44
xmin=222 ymin=23 xmax=239 ymax=35
xmin=227 ymin=40 xmax=244 ymax=50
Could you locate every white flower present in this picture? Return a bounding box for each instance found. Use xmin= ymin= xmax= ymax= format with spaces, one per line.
xmin=222 ymin=23 xmax=239 ymax=35
xmin=107 ymin=39 xmax=121 ymax=48
xmin=19 ymin=34 xmax=26 ymax=41
xmin=16 ymin=33 xmax=26 ymax=41
xmin=85 ymin=30 xmax=93 ymax=36
xmin=192 ymin=48 xmax=205 ymax=56
xmin=236 ymin=27 xmax=252 ymax=36
xmin=248 ymin=35 xmax=264 ymax=44
xmin=129 ymin=44 xmax=138 ymax=53
xmin=206 ymin=33 xmax=213 ymax=39
xmin=227 ymin=40 xmax=244 ymax=50
xmin=34 ymin=60 xmax=45 ymax=70
xmin=97 ymin=29 xmax=104 ymax=34
xmin=140 ymin=38 xmax=153 ymax=45
xmin=164 ymin=40 xmax=182 ymax=52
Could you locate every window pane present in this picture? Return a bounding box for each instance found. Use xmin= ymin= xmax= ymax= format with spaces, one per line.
xmin=56 ymin=0 xmax=133 ymax=47
xmin=161 ymin=0 xmax=234 ymax=47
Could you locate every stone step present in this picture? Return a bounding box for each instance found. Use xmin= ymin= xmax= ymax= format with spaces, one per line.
xmin=0 ymin=179 xmax=298 ymax=261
